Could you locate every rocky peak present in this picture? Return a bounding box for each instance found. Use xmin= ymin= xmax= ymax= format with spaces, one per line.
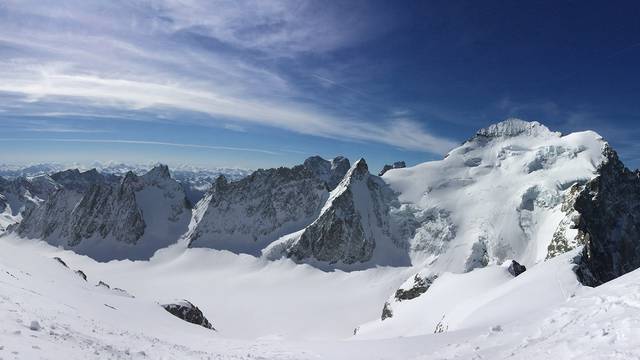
xmin=213 ymin=174 xmax=227 ymax=191
xmin=142 ymin=164 xmax=171 ymax=182
xmin=15 ymin=162 xmax=190 ymax=261
xmin=274 ymin=158 xmax=408 ymax=267
xmin=188 ymin=160 xmax=330 ymax=254
xmin=303 ymin=155 xmax=351 ymax=190
xmin=378 ymin=161 xmax=406 ymax=176
xmin=51 ymin=168 xmax=109 ymax=193
xmin=347 ymin=158 xmax=368 ymax=182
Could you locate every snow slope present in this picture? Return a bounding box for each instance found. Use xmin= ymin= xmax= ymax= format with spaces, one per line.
xmin=383 ymin=119 xmax=606 ymax=271
xmin=356 ymin=251 xmax=582 ymax=338
xmin=1 ymin=234 xmax=639 ymax=359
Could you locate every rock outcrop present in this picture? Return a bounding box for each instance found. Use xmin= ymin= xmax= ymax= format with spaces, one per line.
xmin=380 ymin=271 xmax=438 ymax=320
xmin=574 ymin=147 xmax=640 ymax=286
xmin=0 ymin=175 xmax=60 ymax=232
xmin=378 ymin=161 xmax=406 ymax=176
xmin=50 ymin=168 xmax=117 ymax=193
xmin=507 ymin=260 xmax=527 ymax=277
xmin=303 ymin=156 xmax=351 ymax=190
xmin=162 ymin=300 xmax=215 ymax=330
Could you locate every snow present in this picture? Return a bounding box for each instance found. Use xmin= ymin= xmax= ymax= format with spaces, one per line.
xmin=357 ymin=250 xmax=583 ymax=338
xmin=1 ymin=234 xmax=639 ymax=359
xmin=383 ymin=120 xmax=606 ymax=271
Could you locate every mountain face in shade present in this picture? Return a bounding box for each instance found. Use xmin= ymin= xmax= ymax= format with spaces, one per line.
xmin=0 ymin=175 xmax=60 ymax=232
xmin=264 ymin=159 xmax=410 ymax=268
xmin=187 ymin=156 xmax=350 ymax=255
xmin=573 ymin=146 xmax=640 ymax=286
xmin=14 ymin=165 xmax=191 ymax=261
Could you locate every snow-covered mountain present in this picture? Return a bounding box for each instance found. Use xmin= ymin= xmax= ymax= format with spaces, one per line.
xmin=383 ymin=119 xmax=606 ymax=271
xmin=14 ymin=165 xmax=191 ymax=261
xmin=264 ymin=158 xmax=410 ymax=268
xmin=0 ymin=162 xmax=252 ymax=206
xmin=353 ymin=119 xmax=640 ymax=338
xmin=187 ymin=156 xmax=350 ymax=254
xmin=0 ymin=175 xmax=59 ymax=232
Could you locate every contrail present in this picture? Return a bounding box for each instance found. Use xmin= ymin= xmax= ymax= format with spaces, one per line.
xmin=311 ymin=74 xmax=370 ymax=98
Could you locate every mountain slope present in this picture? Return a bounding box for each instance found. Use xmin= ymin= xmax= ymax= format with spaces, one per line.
xmin=187 ymin=156 xmax=348 ymax=255
xmin=383 ymin=119 xmax=606 ymax=272
xmin=264 ymin=159 xmax=409 ymax=268
xmin=0 ymin=175 xmax=59 ymax=233
xmin=14 ymin=165 xmax=190 ymax=261
xmin=2 ymin=234 xmax=640 ymax=359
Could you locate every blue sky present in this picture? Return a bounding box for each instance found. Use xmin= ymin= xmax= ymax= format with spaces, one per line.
xmin=1 ymin=1 xmax=639 ymax=172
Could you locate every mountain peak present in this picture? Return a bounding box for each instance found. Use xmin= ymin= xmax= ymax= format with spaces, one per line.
xmin=476 ymin=118 xmax=555 ymax=139
xmin=145 ymin=164 xmax=171 ymax=179
xmin=347 ymin=158 xmax=369 ymax=181
xmin=353 ymin=158 xmax=368 ymax=173
xmin=303 ymin=155 xmax=351 ymax=191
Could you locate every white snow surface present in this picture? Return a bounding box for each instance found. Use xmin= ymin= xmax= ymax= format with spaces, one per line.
xmin=383 ymin=119 xmax=606 ymax=271
xmin=1 ymin=234 xmax=639 ymax=359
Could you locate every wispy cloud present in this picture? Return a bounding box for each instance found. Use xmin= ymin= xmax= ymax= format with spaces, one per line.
xmin=0 ymin=69 xmax=457 ymax=153
xmin=0 ymin=138 xmax=281 ymax=155
xmin=0 ymin=0 xmax=456 ymax=155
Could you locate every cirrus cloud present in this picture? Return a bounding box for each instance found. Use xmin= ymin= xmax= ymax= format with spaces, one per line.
xmin=0 ymin=0 xmax=457 ymax=155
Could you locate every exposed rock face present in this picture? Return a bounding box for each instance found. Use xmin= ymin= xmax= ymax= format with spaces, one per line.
xmin=378 ymin=161 xmax=406 ymax=176
xmin=188 ymin=157 xmax=344 ymax=255
xmin=464 ymin=239 xmax=489 ymax=272
xmin=0 ymin=175 xmax=60 ymax=232
xmin=574 ymin=147 xmax=640 ymax=286
xmin=15 ymin=165 xmax=190 ymax=261
xmin=16 ymin=177 xmax=144 ymax=246
xmin=278 ymin=159 xmax=407 ymax=266
xmin=50 ymin=168 xmax=116 ymax=193
xmin=162 ymin=300 xmax=215 ymax=330
xmin=546 ymin=183 xmax=589 ymax=259
xmin=380 ymin=271 xmax=438 ymax=321
xmin=75 ymin=270 xmax=87 ymax=281
xmin=303 ymin=156 xmax=351 ymax=190
xmin=53 ymin=257 xmax=68 ymax=268
xmin=394 ymin=274 xmax=437 ymax=301
xmin=381 ymin=302 xmax=393 ymax=320
xmin=507 ymin=260 xmax=527 ymax=277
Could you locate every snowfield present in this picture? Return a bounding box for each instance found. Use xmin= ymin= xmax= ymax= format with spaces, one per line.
xmin=1 ymin=234 xmax=640 ymax=359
